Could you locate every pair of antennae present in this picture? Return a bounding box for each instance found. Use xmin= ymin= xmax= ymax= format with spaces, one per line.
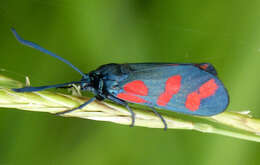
xmin=11 ymin=28 xmax=87 ymax=79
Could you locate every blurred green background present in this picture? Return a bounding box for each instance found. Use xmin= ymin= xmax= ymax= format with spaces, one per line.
xmin=1 ymin=0 xmax=260 ymax=164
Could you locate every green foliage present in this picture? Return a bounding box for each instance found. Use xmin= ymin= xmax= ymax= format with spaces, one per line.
xmin=1 ymin=0 xmax=260 ymax=164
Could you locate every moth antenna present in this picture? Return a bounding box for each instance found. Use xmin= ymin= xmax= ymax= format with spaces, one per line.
xmin=12 ymin=81 xmax=84 ymax=92
xmin=11 ymin=28 xmax=87 ymax=79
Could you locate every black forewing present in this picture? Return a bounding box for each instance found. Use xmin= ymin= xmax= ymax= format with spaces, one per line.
xmin=109 ymin=63 xmax=228 ymax=116
xmin=121 ymin=63 xmax=217 ymax=76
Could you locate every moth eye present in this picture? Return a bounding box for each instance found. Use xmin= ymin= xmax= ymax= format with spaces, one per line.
xmin=112 ymin=85 xmax=120 ymax=90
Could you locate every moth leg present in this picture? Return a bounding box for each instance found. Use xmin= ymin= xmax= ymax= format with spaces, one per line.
xmin=150 ymin=107 xmax=168 ymax=130
xmin=56 ymin=97 xmax=96 ymax=115
xmin=125 ymin=104 xmax=135 ymax=127
xmin=106 ymin=95 xmax=135 ymax=127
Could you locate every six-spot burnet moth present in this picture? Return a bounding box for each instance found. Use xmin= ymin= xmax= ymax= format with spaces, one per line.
xmin=11 ymin=28 xmax=229 ymax=130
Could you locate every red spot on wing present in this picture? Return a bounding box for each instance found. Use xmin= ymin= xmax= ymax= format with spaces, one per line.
xmin=117 ymin=80 xmax=149 ymax=103
xmin=185 ymin=79 xmax=219 ymax=111
xmin=117 ymin=93 xmax=147 ymax=103
xmin=157 ymin=75 xmax=182 ymax=106
xmin=185 ymin=92 xmax=201 ymax=111
xmin=157 ymin=93 xmax=171 ymax=106
xmin=123 ymin=80 xmax=148 ymax=96
xmin=198 ymin=79 xmax=218 ymax=99
xmin=200 ymin=64 xmax=209 ymax=70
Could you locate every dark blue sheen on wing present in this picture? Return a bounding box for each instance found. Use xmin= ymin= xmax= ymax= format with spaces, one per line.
xmin=109 ymin=64 xmax=229 ymax=116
